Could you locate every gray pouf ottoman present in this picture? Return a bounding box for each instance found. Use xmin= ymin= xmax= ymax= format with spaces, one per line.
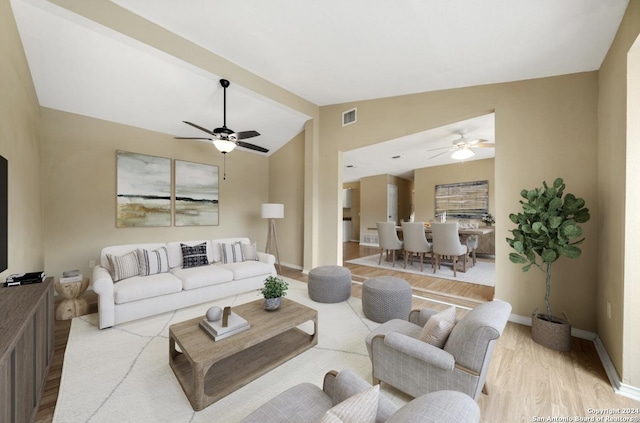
xmin=362 ymin=276 xmax=412 ymax=323
xmin=308 ymin=265 xmax=352 ymax=303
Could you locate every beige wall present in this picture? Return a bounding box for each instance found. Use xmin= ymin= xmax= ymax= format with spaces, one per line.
xmin=268 ymin=131 xmax=305 ymax=268
xmin=319 ymin=73 xmax=599 ymax=332
xmin=414 ymin=158 xmax=495 ymax=222
xmin=599 ymin=0 xmax=640 ymax=387
xmin=343 ymin=181 xmax=361 ymax=241
xmin=0 ymin=0 xmax=43 ymax=280
xmin=40 ymin=108 xmax=271 ymax=279
xmin=357 ymin=174 xmax=412 ymax=243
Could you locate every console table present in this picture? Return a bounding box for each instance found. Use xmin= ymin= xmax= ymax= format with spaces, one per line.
xmin=0 ymin=277 xmax=54 ymax=423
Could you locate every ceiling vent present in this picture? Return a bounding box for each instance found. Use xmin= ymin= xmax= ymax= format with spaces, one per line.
xmin=342 ymin=108 xmax=357 ymax=127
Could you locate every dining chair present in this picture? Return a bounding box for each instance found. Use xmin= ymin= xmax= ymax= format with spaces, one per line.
xmin=401 ymin=222 xmax=433 ymax=272
xmin=376 ymin=221 xmax=403 ymax=267
xmin=466 ymin=235 xmax=479 ymax=266
xmin=431 ymin=222 xmax=468 ymax=277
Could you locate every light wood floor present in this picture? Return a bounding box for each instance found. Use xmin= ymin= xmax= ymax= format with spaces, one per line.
xmin=36 ymin=243 xmax=639 ymax=423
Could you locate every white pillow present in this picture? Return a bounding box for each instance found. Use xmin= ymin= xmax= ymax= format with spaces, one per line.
xmin=241 ymin=242 xmax=259 ymax=261
xmin=221 ymin=242 xmax=244 ymax=264
xmin=106 ymin=250 xmax=139 ymax=282
xmin=319 ymin=384 xmax=378 ymax=423
xmin=137 ymin=247 xmax=170 ymax=276
xmin=418 ymin=306 xmax=457 ymax=348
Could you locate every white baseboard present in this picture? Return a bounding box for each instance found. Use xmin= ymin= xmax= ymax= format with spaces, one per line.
xmin=508 ymin=312 xmax=640 ymax=401
xmin=279 ymin=261 xmax=303 ymax=271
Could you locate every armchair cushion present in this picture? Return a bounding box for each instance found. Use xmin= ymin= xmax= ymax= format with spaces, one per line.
xmin=319 ymin=385 xmax=378 ymax=423
xmin=385 ymin=390 xmax=480 ymax=423
xmin=384 ymin=332 xmax=455 ymax=371
xmin=418 ymin=306 xmax=456 ymax=347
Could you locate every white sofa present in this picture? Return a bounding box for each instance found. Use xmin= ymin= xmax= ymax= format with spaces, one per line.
xmin=92 ymin=237 xmax=276 ymax=329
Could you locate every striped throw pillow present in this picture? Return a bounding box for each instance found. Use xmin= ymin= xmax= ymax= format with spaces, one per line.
xmin=137 ymin=247 xmax=170 ymax=276
xmin=107 ymin=251 xmax=140 ymax=282
xmin=181 ymin=243 xmax=209 ymax=268
xmin=418 ymin=306 xmax=457 ymax=348
xmin=221 ymin=242 xmax=244 ymax=264
xmin=319 ymin=384 xmax=378 ymax=423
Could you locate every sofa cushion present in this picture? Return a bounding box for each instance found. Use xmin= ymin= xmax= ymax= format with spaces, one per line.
xmin=166 ymin=240 xmax=213 ymax=268
xmin=137 ymin=246 xmax=170 ymax=276
xmin=171 ymin=264 xmax=234 ymax=290
xmin=181 ymin=243 xmax=210 ymax=268
xmin=319 ymin=385 xmax=378 ymax=423
xmin=107 ymin=250 xmax=140 ymax=282
xmin=221 ymin=241 xmax=244 ymax=263
xmin=113 ymin=273 xmax=183 ymax=304
xmin=218 ymin=260 xmax=273 ymax=280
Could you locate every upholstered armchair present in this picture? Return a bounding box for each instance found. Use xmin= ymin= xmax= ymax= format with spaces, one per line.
xmin=241 ymin=369 xmax=480 ymax=423
xmin=365 ymin=300 xmax=511 ymax=400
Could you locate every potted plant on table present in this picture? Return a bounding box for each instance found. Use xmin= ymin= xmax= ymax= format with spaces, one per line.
xmin=481 ymin=213 xmax=495 ymax=226
xmin=258 ymin=276 xmax=289 ymax=311
xmin=506 ymin=177 xmax=590 ymax=351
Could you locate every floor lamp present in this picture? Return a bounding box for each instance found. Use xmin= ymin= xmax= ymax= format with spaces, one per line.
xmin=261 ymin=203 xmax=283 ymax=274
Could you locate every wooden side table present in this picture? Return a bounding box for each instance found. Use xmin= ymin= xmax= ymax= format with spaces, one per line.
xmin=55 ymin=277 xmax=90 ymax=320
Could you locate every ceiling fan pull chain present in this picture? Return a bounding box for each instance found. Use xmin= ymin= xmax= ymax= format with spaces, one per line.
xmin=223 ymin=152 xmax=227 ymax=180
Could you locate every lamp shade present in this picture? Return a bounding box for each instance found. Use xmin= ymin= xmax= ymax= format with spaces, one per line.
xmin=213 ymin=139 xmax=236 ymax=153
xmin=261 ymin=203 xmax=284 ymax=219
xmin=451 ymin=147 xmax=475 ymax=160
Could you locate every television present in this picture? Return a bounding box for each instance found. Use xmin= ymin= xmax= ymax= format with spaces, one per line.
xmin=0 ymin=155 xmax=7 ymax=273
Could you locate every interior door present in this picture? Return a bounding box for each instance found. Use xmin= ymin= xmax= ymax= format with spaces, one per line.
xmin=387 ymin=184 xmax=398 ymax=224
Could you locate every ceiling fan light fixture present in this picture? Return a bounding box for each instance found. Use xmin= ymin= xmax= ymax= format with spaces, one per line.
xmin=451 ymin=147 xmax=475 ymax=160
xmin=213 ymin=139 xmax=236 ymax=153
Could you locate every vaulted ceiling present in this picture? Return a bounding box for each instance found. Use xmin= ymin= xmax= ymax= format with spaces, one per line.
xmin=10 ymin=0 xmax=628 ymax=166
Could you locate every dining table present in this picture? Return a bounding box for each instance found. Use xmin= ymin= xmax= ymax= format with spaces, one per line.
xmin=371 ymin=224 xmax=495 ymax=272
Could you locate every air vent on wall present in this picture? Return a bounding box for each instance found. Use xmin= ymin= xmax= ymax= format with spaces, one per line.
xmin=342 ymin=108 xmax=357 ymax=127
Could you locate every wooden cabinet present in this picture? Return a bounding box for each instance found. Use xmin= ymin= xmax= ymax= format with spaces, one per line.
xmin=0 ymin=277 xmax=54 ymax=423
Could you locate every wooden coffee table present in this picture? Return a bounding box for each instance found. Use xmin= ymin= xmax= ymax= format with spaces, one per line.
xmin=169 ymin=297 xmax=318 ymax=411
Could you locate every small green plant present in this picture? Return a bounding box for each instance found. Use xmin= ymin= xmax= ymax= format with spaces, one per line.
xmin=506 ymin=177 xmax=590 ymax=319
xmin=258 ymin=276 xmax=289 ymax=299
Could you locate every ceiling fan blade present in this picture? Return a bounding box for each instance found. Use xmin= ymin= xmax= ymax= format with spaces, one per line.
xmin=426 ymin=146 xmax=451 ymax=152
xmin=234 ymin=130 xmax=260 ymax=140
xmin=474 ymin=142 xmax=495 ymax=148
xmin=428 ymin=150 xmax=451 ymax=160
xmin=174 ymin=137 xmax=212 ymax=140
xmin=183 ymin=121 xmax=214 ymax=135
xmin=236 ymin=141 xmax=269 ymax=153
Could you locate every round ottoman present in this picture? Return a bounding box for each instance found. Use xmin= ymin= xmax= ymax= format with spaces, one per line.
xmin=362 ymin=276 xmax=412 ymax=323
xmin=308 ymin=265 xmax=352 ymax=303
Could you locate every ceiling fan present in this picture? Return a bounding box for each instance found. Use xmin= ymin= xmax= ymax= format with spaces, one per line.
xmin=427 ymin=132 xmax=494 ymax=160
xmin=175 ymin=78 xmax=268 ymax=154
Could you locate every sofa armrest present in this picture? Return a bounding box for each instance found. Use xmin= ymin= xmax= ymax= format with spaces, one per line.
xmin=92 ymin=265 xmax=116 ymax=329
xmin=257 ymin=251 xmax=275 ymax=265
xmin=384 ymin=332 xmax=455 ymax=371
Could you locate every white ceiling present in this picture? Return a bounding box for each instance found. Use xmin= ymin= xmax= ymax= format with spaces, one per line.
xmin=343 ymin=113 xmax=495 ymax=183
xmin=10 ymin=0 xmax=628 ymax=165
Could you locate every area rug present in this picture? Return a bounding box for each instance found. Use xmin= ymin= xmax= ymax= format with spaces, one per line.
xmin=346 ymin=254 xmax=495 ymax=287
xmin=53 ymin=278 xmax=412 ymax=423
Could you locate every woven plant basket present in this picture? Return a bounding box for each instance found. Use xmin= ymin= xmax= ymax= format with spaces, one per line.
xmin=531 ymin=309 xmax=571 ymax=352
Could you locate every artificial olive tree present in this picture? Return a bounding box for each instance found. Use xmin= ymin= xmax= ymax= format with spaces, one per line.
xmin=506 ymin=178 xmax=590 ymax=320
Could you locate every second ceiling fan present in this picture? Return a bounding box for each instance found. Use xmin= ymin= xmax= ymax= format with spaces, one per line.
xmin=428 ymin=132 xmax=494 ymax=160
xmin=176 ymin=78 xmax=269 ymax=154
